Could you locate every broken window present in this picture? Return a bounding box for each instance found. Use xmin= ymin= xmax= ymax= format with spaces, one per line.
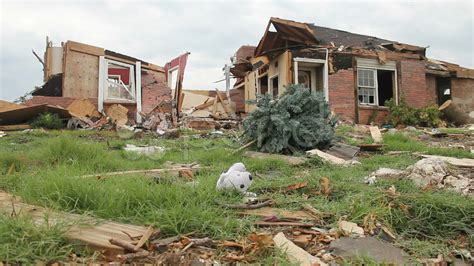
xmin=357 ymin=68 xmax=376 ymax=105
xmin=357 ymin=68 xmax=394 ymax=106
xmin=270 ymin=75 xmax=279 ymax=97
xmin=105 ymin=61 xmax=135 ymax=101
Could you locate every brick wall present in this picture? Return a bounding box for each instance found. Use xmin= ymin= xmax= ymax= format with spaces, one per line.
xmin=141 ymin=70 xmax=172 ymax=113
xmin=451 ymin=77 xmax=474 ymax=122
xmin=328 ymin=69 xmax=356 ymax=121
xmin=358 ymin=107 xmax=389 ymax=125
xmin=425 ymin=74 xmax=437 ymax=101
xmin=400 ymin=60 xmax=433 ymax=107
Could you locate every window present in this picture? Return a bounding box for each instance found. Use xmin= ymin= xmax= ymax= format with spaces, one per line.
xmin=105 ymin=61 xmax=135 ymax=101
xmin=258 ymin=74 xmax=268 ymax=95
xmin=357 ymin=68 xmax=376 ymax=105
xmin=270 ymin=75 xmax=279 ymax=97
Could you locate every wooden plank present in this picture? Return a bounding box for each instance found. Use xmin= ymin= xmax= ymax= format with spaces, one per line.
xmin=0 ymin=191 xmax=149 ymax=256
xmin=273 ymin=232 xmax=328 ymax=266
xmin=421 ymin=155 xmax=474 ymax=168
xmin=0 ymin=100 xmax=25 ymax=112
xmin=369 ymin=126 xmax=383 ymax=143
xmin=244 ymin=151 xmax=307 ymax=166
xmin=0 ymin=124 xmax=31 ymax=131
xmin=79 ymin=166 xmax=205 ymax=179
xmin=306 ymin=149 xmax=347 ymax=165
xmin=214 ymin=89 xmax=233 ymax=115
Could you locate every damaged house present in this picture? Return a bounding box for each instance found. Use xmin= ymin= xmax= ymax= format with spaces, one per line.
xmin=231 ymin=17 xmax=474 ymax=124
xmin=19 ymin=37 xmax=189 ymax=126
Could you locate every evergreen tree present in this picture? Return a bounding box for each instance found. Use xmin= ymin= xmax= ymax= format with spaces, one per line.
xmin=243 ymin=84 xmax=336 ymax=153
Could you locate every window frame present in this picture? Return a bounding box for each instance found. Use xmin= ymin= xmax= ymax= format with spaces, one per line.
xmin=357 ymin=68 xmax=378 ymax=106
xmin=269 ymin=74 xmax=279 ymax=97
xmin=104 ymin=60 xmax=136 ymax=102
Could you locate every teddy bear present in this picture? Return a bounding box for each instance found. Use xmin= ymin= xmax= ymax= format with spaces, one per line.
xmin=216 ymin=162 xmax=255 ymax=196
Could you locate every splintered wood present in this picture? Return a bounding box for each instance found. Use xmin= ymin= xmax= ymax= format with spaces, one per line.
xmin=0 ymin=191 xmax=150 ymax=257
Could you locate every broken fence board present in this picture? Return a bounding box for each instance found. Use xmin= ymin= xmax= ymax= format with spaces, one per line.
xmin=244 ymin=151 xmax=307 ymax=166
xmin=369 ymin=126 xmax=383 ymax=143
xmin=306 ymin=149 xmax=347 ymax=165
xmin=273 ymin=232 xmax=328 ymax=266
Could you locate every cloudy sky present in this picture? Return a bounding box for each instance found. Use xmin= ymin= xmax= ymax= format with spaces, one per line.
xmin=0 ymin=0 xmax=472 ymax=101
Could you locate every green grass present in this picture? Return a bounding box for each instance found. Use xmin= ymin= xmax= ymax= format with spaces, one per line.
xmin=0 ymin=212 xmax=75 ymax=263
xmin=383 ymin=132 xmax=474 ymax=158
xmin=0 ymin=129 xmax=473 ymax=263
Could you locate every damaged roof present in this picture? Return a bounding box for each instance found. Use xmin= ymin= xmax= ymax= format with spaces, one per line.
xmin=255 ymin=17 xmax=426 ymax=56
xmin=308 ymin=24 xmax=392 ymax=48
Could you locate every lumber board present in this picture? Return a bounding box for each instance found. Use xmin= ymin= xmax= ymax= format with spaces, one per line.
xmin=0 ymin=191 xmax=149 ymax=256
xmin=369 ymin=126 xmax=383 ymax=143
xmin=273 ymin=232 xmax=328 ymax=266
xmin=306 ymin=149 xmax=347 ymax=165
xmin=244 ymin=151 xmax=307 ymax=166
xmin=79 ymin=166 xmax=206 ymax=178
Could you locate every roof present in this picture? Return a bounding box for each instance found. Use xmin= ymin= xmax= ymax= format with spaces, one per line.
xmin=308 ymin=25 xmax=392 ymax=48
xmin=254 ymin=17 xmax=425 ymax=56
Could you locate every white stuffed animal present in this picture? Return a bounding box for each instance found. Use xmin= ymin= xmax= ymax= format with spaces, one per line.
xmin=216 ymin=163 xmax=255 ymax=196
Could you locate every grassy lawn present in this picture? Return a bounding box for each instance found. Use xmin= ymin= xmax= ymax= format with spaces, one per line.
xmin=0 ymin=128 xmax=473 ymax=263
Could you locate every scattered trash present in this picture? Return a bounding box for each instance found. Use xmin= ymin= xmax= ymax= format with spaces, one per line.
xmin=0 ymin=131 xmax=6 ymax=137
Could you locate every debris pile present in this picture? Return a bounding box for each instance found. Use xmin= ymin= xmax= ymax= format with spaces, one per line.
xmin=365 ymin=157 xmax=474 ymax=197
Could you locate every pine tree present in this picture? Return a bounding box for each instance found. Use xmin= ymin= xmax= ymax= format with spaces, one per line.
xmin=243 ymin=84 xmax=336 ymax=154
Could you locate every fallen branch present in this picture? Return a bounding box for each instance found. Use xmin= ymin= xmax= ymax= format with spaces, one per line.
xmin=134 ymin=226 xmax=157 ymax=251
xmin=233 ymin=140 xmax=256 ymax=154
xmin=215 ymin=199 xmax=274 ymax=210
xmin=117 ymin=250 xmax=150 ymax=261
xmin=109 ymin=238 xmax=145 ymax=253
xmin=255 ymin=221 xmax=315 ymax=227
xmin=273 ymin=232 xmax=327 ymax=266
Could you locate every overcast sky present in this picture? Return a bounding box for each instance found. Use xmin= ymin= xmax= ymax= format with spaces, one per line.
xmin=1 ymin=0 xmax=473 ymax=101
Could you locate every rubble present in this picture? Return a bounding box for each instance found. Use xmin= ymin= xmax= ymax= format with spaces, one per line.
xmin=364 ymin=157 xmax=473 ymax=197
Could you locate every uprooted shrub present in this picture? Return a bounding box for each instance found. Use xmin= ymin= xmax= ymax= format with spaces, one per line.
xmin=385 ymin=98 xmax=444 ymax=127
xmin=243 ymin=84 xmax=336 ymax=154
xmin=30 ymin=112 xmax=64 ymax=129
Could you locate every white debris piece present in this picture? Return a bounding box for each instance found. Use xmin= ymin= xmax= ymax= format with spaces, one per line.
xmin=406 ymin=158 xmax=449 ymax=187
xmin=123 ymin=144 xmax=165 ymax=156
xmin=338 ymin=221 xmax=365 ymax=237
xmin=364 ymin=168 xmax=405 ymax=184
xmin=0 ymin=131 xmax=6 ymax=138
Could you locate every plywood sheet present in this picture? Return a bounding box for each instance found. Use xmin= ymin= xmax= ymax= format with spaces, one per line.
xmin=67 ymin=98 xmax=100 ymax=118
xmin=0 ymin=100 xmax=25 ymax=112
xmin=62 ymin=43 xmax=100 ymax=98
xmin=0 ymin=190 xmax=149 ymax=256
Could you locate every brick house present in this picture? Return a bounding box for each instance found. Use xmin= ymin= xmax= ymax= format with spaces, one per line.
xmin=230 ymin=18 xmax=474 ymax=124
xmin=27 ymin=38 xmax=189 ymax=122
